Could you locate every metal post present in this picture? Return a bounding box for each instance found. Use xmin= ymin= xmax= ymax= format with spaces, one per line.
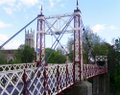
xmin=43 ymin=68 xmax=47 ymax=95
xmin=73 ymin=1 xmax=83 ymax=82
xmin=22 ymin=65 xmax=28 ymax=95
xmin=66 ymin=64 xmax=68 ymax=87
xmin=36 ymin=7 xmax=48 ymax=95
xmin=36 ymin=7 xmax=46 ymax=66
xmin=56 ymin=65 xmax=60 ymax=91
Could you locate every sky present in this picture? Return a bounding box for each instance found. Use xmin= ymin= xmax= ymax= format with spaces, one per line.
xmin=0 ymin=0 xmax=120 ymax=49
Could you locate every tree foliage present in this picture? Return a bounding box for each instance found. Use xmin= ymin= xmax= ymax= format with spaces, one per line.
xmin=15 ymin=45 xmax=35 ymax=63
xmin=108 ymin=38 xmax=120 ymax=93
xmin=0 ymin=51 xmax=7 ymax=64
xmin=67 ymin=26 xmax=120 ymax=94
xmin=45 ymin=48 xmax=66 ymax=64
xmin=67 ymin=27 xmax=109 ymax=63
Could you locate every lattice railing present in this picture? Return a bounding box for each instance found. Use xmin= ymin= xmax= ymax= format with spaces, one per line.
xmin=0 ymin=63 xmax=107 ymax=95
xmin=0 ymin=70 xmax=24 ymax=95
xmin=0 ymin=63 xmax=36 ymax=72
xmin=83 ymin=64 xmax=107 ymax=79
xmin=0 ymin=63 xmax=74 ymax=95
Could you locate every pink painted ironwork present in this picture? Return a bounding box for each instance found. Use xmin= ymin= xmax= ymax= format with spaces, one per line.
xmin=73 ymin=1 xmax=84 ymax=83
xmin=0 ymin=1 xmax=108 ymax=95
xmin=36 ymin=6 xmax=46 ymax=66
xmin=0 ymin=63 xmax=107 ymax=95
xmin=22 ymin=69 xmax=28 ymax=95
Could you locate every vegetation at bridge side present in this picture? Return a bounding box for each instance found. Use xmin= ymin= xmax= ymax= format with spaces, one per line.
xmin=108 ymin=38 xmax=120 ymax=94
xmin=67 ymin=27 xmax=120 ymax=94
xmin=67 ymin=27 xmax=110 ymax=63
xmin=0 ymin=45 xmax=35 ymax=64
xmin=45 ymin=48 xmax=66 ymax=64
xmin=0 ymin=46 xmax=66 ymax=64
xmin=14 ymin=45 xmax=35 ymax=63
xmin=0 ymin=52 xmax=7 ymax=64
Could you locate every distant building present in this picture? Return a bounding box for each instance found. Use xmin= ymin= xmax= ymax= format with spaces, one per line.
xmin=0 ymin=49 xmax=17 ymax=62
xmin=25 ymin=29 xmax=35 ymax=48
xmin=0 ymin=29 xmax=35 ymax=63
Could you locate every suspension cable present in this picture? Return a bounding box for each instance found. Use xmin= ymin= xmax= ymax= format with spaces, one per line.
xmin=0 ymin=17 xmax=37 ymax=49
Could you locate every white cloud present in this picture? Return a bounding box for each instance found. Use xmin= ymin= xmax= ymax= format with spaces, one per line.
xmin=0 ymin=34 xmax=8 ymax=41
xmin=0 ymin=0 xmax=38 ymax=6
xmin=49 ymin=0 xmax=55 ymax=8
xmin=0 ymin=0 xmax=16 ymax=6
xmin=0 ymin=0 xmax=64 ymax=14
xmin=20 ymin=0 xmax=38 ymax=6
xmin=109 ymin=25 xmax=118 ymax=30
xmin=91 ymin=24 xmax=105 ymax=33
xmin=91 ymin=24 xmax=119 ymax=33
xmin=0 ymin=0 xmax=39 ymax=14
xmin=0 ymin=21 xmax=12 ymax=29
xmin=91 ymin=24 xmax=120 ymax=44
xmin=3 ymin=7 xmax=14 ymax=15
xmin=48 ymin=0 xmax=64 ymax=8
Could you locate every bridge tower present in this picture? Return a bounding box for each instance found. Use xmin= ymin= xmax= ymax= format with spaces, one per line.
xmin=73 ymin=0 xmax=83 ymax=82
xmin=36 ymin=7 xmax=46 ymax=65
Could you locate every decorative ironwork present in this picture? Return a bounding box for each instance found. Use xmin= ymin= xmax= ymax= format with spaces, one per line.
xmin=0 ymin=63 xmax=107 ymax=95
xmin=0 ymin=1 xmax=108 ymax=95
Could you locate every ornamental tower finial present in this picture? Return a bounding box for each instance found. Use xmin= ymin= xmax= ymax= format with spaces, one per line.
xmin=40 ymin=5 xmax=43 ymax=15
xmin=76 ymin=0 xmax=79 ymax=9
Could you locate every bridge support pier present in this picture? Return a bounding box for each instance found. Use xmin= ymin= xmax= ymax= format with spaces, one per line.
xmin=62 ymin=81 xmax=92 ymax=95
xmin=92 ymin=76 xmax=99 ymax=95
xmin=99 ymin=74 xmax=109 ymax=95
xmin=92 ymin=74 xmax=109 ymax=95
xmin=71 ymin=81 xmax=92 ymax=95
xmin=62 ymin=75 xmax=109 ymax=95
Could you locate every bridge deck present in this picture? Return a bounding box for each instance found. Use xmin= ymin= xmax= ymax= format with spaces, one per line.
xmin=0 ymin=63 xmax=107 ymax=95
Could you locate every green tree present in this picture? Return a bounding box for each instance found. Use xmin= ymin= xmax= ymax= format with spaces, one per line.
xmin=45 ymin=48 xmax=66 ymax=64
xmin=15 ymin=45 xmax=35 ymax=63
xmin=93 ymin=42 xmax=109 ymax=56
xmin=67 ymin=27 xmax=106 ymax=63
xmin=67 ymin=26 xmax=120 ymax=94
xmin=108 ymin=38 xmax=120 ymax=94
xmin=0 ymin=51 xmax=7 ymax=64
